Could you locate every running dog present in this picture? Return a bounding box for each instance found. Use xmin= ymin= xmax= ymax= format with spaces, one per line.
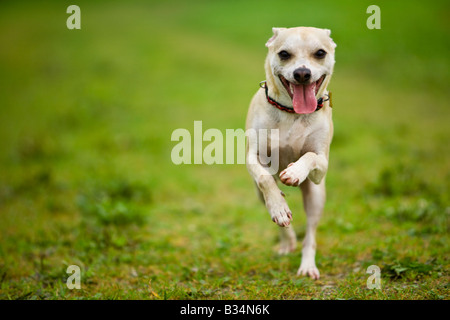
xmin=246 ymin=27 xmax=336 ymax=279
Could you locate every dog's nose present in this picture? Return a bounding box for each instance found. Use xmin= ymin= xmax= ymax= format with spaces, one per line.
xmin=293 ymin=68 xmax=311 ymax=84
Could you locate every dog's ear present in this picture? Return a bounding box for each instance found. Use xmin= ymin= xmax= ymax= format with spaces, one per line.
xmin=323 ymin=29 xmax=337 ymax=49
xmin=265 ymin=27 xmax=286 ymax=48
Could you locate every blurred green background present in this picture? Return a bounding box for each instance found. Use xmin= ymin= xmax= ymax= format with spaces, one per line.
xmin=0 ymin=0 xmax=448 ymax=299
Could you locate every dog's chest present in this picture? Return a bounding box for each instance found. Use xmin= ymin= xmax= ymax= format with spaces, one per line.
xmin=276 ymin=117 xmax=311 ymax=158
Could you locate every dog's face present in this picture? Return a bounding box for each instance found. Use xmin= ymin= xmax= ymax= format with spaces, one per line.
xmin=265 ymin=27 xmax=336 ymax=114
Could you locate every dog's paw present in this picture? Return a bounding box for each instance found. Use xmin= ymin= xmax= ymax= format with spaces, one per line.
xmin=297 ymin=263 xmax=320 ymax=280
xmin=279 ymin=162 xmax=309 ymax=187
xmin=266 ymin=198 xmax=292 ymax=227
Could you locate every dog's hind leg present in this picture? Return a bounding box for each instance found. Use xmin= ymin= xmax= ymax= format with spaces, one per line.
xmin=297 ymin=178 xmax=325 ymax=279
xmin=278 ymin=225 xmax=297 ymax=255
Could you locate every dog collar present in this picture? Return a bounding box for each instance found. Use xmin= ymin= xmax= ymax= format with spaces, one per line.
xmin=260 ymin=80 xmax=331 ymax=113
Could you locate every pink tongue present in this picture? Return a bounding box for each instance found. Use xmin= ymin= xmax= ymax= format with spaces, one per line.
xmin=292 ymin=83 xmax=317 ymax=114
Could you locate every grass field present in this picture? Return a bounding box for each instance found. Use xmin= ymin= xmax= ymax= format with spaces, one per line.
xmin=0 ymin=0 xmax=449 ymax=300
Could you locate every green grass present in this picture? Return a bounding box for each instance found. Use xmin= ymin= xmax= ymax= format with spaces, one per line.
xmin=0 ymin=0 xmax=449 ymax=300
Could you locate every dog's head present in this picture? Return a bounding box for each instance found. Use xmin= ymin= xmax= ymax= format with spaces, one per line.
xmin=265 ymin=27 xmax=336 ymax=114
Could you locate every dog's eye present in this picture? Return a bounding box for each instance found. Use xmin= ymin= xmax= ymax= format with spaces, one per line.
xmin=278 ymin=50 xmax=291 ymax=60
xmin=314 ymin=49 xmax=327 ymax=59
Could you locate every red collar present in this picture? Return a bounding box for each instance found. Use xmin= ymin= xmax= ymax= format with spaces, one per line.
xmin=260 ymin=81 xmax=331 ymax=113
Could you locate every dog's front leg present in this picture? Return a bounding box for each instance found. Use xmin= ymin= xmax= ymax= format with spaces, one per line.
xmin=247 ymin=163 xmax=293 ymax=227
xmin=246 ymin=146 xmax=292 ymax=227
xmin=279 ymin=152 xmax=328 ymax=186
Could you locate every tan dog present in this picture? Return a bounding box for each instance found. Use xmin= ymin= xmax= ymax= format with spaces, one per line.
xmin=246 ymin=27 xmax=336 ymax=279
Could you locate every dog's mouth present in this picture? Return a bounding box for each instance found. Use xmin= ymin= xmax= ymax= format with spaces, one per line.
xmin=279 ymin=74 xmax=326 ymax=114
